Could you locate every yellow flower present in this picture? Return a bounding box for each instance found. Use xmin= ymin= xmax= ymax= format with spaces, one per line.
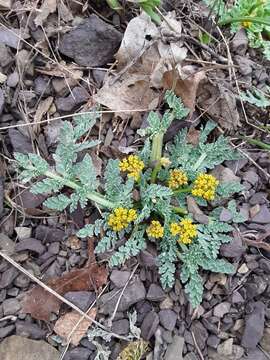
xmin=119 ymin=155 xmax=144 ymax=181
xmin=191 ymin=173 xmax=219 ymax=201
xmin=147 ymin=220 xmax=164 ymax=239
xmin=168 ymin=169 xmax=188 ymax=189
xmin=108 ymin=207 xmax=137 ymax=232
xmin=242 ymin=20 xmax=251 ymax=28
xmin=170 ymin=218 xmax=197 ymax=244
xmin=160 ymin=157 xmax=171 ymax=167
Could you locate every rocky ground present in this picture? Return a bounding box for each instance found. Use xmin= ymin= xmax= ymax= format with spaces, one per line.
xmin=0 ymin=0 xmax=270 ymax=359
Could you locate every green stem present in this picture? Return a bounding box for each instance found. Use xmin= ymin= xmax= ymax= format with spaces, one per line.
xmin=193 ymin=153 xmax=207 ymax=171
xmin=151 ymin=162 xmax=161 ymax=183
xmin=172 ymin=206 xmax=188 ymax=216
xmin=219 ymin=16 xmax=270 ymax=27
xmin=150 ymin=133 xmax=164 ymax=163
xmin=106 ymin=0 xmax=122 ymax=11
xmin=173 ymin=186 xmax=192 ymax=195
xmin=45 ymin=170 xmax=114 ymax=209
xmin=239 ymin=136 xmax=270 ymax=151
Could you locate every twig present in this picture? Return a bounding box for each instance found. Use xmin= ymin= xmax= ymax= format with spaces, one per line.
xmin=191 ymin=330 xmax=205 ymax=360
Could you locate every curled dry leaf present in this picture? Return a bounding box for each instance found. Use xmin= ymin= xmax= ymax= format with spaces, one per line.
xmin=33 ymin=97 xmax=54 ymax=134
xmin=94 ymin=13 xmax=187 ymax=119
xmin=196 ymin=80 xmax=240 ymax=130
xmin=54 ymin=308 xmax=97 ymax=346
xmin=34 ymin=0 xmax=57 ymax=27
xmin=22 ymin=239 xmax=108 ymax=321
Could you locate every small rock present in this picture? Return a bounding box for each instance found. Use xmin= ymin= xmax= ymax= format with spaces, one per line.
xmin=147 ymin=284 xmax=166 ymax=302
xmin=160 ymin=296 xmax=174 ymax=310
xmin=0 ymin=233 xmax=15 ymax=255
xmin=243 ymin=170 xmax=259 ymax=186
xmin=244 ymin=349 xmax=269 ymax=360
xmin=16 ymin=190 xmax=44 ymax=210
xmin=259 ymin=259 xmax=270 ymax=273
xmin=245 ymin=276 xmax=268 ymax=299
xmin=110 ymin=270 xmax=131 ymax=288
xmin=159 ymin=309 xmax=177 ymax=331
xmin=238 ymin=263 xmax=249 ymax=274
xmin=130 ymin=114 xmax=143 ymax=130
xmin=112 ymin=319 xmax=129 ymax=335
xmin=231 ymin=291 xmax=245 ymax=304
xmin=217 ymin=338 xmax=233 ymax=356
xmin=35 ymin=225 xmax=65 ymax=243
xmin=0 ymin=26 xmax=22 ymax=49
xmin=207 ymin=335 xmax=220 ymax=349
xmin=3 ymin=298 xmax=21 ymax=315
xmin=232 ymin=28 xmax=248 ymax=55
xmin=14 ymin=273 xmax=30 ymax=288
xmin=16 ymin=49 xmax=34 ymax=76
xmin=0 ymin=335 xmax=60 ymax=360
xmin=55 ymin=86 xmax=89 ymax=112
xmin=250 ymin=204 xmax=261 ymax=218
xmin=7 ymin=72 xmax=19 ymax=87
xmin=190 ymin=321 xmax=208 ymax=350
xmin=0 ymin=43 xmax=13 ymax=67
xmin=15 ymin=238 xmax=46 ymax=255
xmin=241 ymin=301 xmax=265 ymax=349
xmin=16 ymin=321 xmax=46 ymax=339
xmin=99 ymin=278 xmax=146 ymax=314
xmin=15 ymin=227 xmax=32 ymax=240
xmin=8 ymin=129 xmax=33 ymax=154
xmin=250 ymin=205 xmax=270 ymax=224
xmin=165 ymin=335 xmax=184 ymax=360
xmin=0 ymin=325 xmax=15 ymax=338
xmin=64 ymin=291 xmax=95 ymax=311
xmin=249 ymin=192 xmax=268 ymax=205
xmin=219 ymin=208 xmax=233 ymax=222
xmin=235 ymin=56 xmax=253 ymax=76
xmin=59 ymin=15 xmax=122 ymax=67
xmin=34 ymin=77 xmax=51 ymax=96
xmin=183 ymin=353 xmax=199 ymax=360
xmin=213 ymin=302 xmax=231 ymax=318
xmin=0 ymin=88 xmax=4 ymax=115
xmin=48 ymin=242 xmax=60 ymax=255
xmin=0 ymin=267 xmax=18 ymax=288
xmin=260 ymin=327 xmax=270 ymax=352
xmin=220 ymin=235 xmax=245 ymax=258
xmin=141 ymin=311 xmax=159 ymax=340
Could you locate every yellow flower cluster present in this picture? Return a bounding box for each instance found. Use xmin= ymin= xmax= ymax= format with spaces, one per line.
xmin=119 ymin=155 xmax=144 ymax=181
xmin=108 ymin=207 xmax=137 ymax=232
xmin=191 ymin=173 xmax=219 ymax=201
xmin=168 ymin=169 xmax=188 ymax=189
xmin=170 ymin=218 xmax=197 ymax=244
xmin=146 ymin=220 xmax=164 ymax=239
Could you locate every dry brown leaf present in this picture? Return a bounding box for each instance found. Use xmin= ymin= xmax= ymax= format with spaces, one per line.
xmin=163 ymin=67 xmax=205 ymax=116
xmin=57 ymin=2 xmax=73 ymax=22
xmin=197 ymin=80 xmax=240 ymax=130
xmin=54 ymin=308 xmax=97 ymax=346
xmin=33 ymin=97 xmax=54 ymax=134
xmin=22 ymin=239 xmax=108 ymax=321
xmin=94 ymin=13 xmax=187 ymax=119
xmin=34 ymin=0 xmax=57 ymax=27
xmin=36 ymin=63 xmax=83 ymax=79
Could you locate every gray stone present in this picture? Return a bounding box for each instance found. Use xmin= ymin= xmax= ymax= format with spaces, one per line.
xmin=213 ymin=302 xmax=231 ymax=318
xmin=243 ymin=170 xmax=259 ymax=186
xmin=7 ymin=288 xmax=19 ymax=297
xmin=220 ymin=235 xmax=246 ymax=258
xmin=35 ymin=225 xmax=65 ymax=243
xmin=190 ymin=321 xmax=208 ymax=350
xmin=249 ymin=192 xmax=268 ymax=205
xmin=0 ymin=233 xmax=15 ymax=255
xmin=147 ymin=284 xmax=166 ymax=302
xmin=141 ymin=311 xmax=159 ymax=340
xmin=111 ymin=319 xmax=129 ymax=335
xmin=64 ymin=291 xmax=95 ymax=311
xmin=260 ymin=327 xmax=270 ymax=353
xmin=0 ymin=267 xmax=18 ymax=288
xmin=183 ymin=353 xmax=199 ymax=360
xmin=165 ymin=335 xmax=184 ymax=360
xmin=244 ymin=349 xmax=269 ymax=360
xmin=241 ymin=301 xmax=265 ymax=349
xmin=235 ymin=56 xmax=254 ymax=76
xmin=232 ymin=29 xmax=248 ymax=55
xmin=217 ymin=338 xmax=233 ymax=356
xmin=15 ymin=238 xmax=46 ymax=255
xmin=8 ymin=129 xmax=33 ymax=154
xmin=0 ymin=44 xmax=13 ymax=67
xmin=219 ymin=208 xmax=233 ymax=222
xmin=250 ymin=205 xmax=270 ymax=224
xmin=15 ymin=321 xmax=46 ymax=339
xmin=47 ymin=242 xmax=60 ymax=255
xmin=110 ymin=270 xmax=131 ymax=288
xmin=159 ymin=309 xmax=177 ymax=331
xmin=207 ymin=335 xmax=220 ymax=348
xmin=65 ymin=347 xmax=92 ymax=360
xmin=99 ymin=278 xmax=146 ymax=314
xmin=3 ymin=298 xmax=21 ymax=315
xmin=16 ymin=190 xmax=44 ymax=210
xmin=0 ymin=335 xmax=60 ymax=360
xmin=7 ymin=72 xmax=19 ymax=87
xmin=0 ymin=325 xmax=15 ymax=338
xmin=59 ymin=15 xmax=122 ymax=67
xmin=55 ymin=86 xmax=89 ymax=112
xmin=231 ymin=291 xmax=244 ymax=304
xmin=259 ymin=259 xmax=270 ymax=273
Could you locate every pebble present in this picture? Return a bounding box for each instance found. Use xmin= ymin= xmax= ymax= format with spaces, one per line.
xmin=15 ymin=227 xmax=32 ymax=240
xmin=111 ymin=319 xmax=130 ymax=335
xmin=141 ymin=311 xmax=159 ymax=340
xmin=110 ymin=270 xmax=131 ymax=288
xmin=35 ymin=225 xmax=65 ymax=243
xmin=190 ymin=321 xmax=208 ymax=350
xmin=213 ymin=302 xmax=231 ymax=318
xmin=47 ymin=242 xmax=60 ymax=255
xmin=159 ymin=310 xmax=177 ymax=331
xmin=160 ymin=296 xmax=174 ymax=310
xmin=232 ymin=28 xmax=248 ymax=55
xmin=250 ymin=205 xmax=270 ymax=224
xmin=7 ymin=287 xmax=19 ymax=297
xmin=217 ymin=338 xmax=233 ymax=356
xmin=147 ymin=284 xmax=166 ymax=302
xmin=165 ymin=335 xmax=184 ymax=360
xmin=249 ymin=192 xmax=268 ymax=205
xmin=0 ymin=324 xmax=15 ymax=338
xmin=0 ymin=267 xmax=18 ymax=288
xmin=55 ymin=86 xmax=89 ymax=113
xmin=15 ymin=321 xmax=46 ymax=339
xmin=238 ymin=263 xmax=249 ymax=274
xmin=241 ymin=301 xmax=265 ymax=349
xmin=0 ymin=233 xmax=15 ymax=255
xmin=207 ymin=335 xmax=220 ymax=349
xmin=7 ymin=72 xmax=19 ymax=87
xmin=15 ymin=238 xmax=46 ymax=255
xmin=243 ymin=170 xmax=259 ymax=186
xmin=3 ymin=298 xmax=21 ymax=315
xmin=64 ymin=291 xmax=96 ymax=312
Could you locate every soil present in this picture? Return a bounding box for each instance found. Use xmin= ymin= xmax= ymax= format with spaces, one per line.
xmin=0 ymin=1 xmax=270 ymax=359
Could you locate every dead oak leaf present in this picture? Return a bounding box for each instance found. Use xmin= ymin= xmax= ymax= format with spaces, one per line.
xmin=54 ymin=308 xmax=97 ymax=346
xmin=22 ymin=243 xmax=108 ymax=321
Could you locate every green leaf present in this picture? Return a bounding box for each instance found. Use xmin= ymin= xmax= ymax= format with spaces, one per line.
xmin=164 ymin=90 xmax=189 ymax=119
xmin=74 ymin=154 xmax=98 ymax=190
xmin=227 ymin=199 xmax=247 ymax=223
xmin=184 ymin=272 xmax=204 ymax=308
xmin=44 ymin=194 xmax=71 ymax=211
xmin=240 ymin=86 xmax=270 ymax=108
xmin=73 ymin=112 xmax=98 ymax=139
xmin=217 ymin=181 xmax=244 ymax=197
xmin=31 ymin=178 xmax=64 ymax=194
xmin=78 ymin=219 xmax=105 ymax=238
xmin=95 ymin=231 xmax=118 ymax=254
xmin=199 ymin=258 xmax=235 ymax=274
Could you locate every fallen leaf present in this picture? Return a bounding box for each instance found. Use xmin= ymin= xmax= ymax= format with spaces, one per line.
xmin=196 ymin=80 xmax=240 ymax=130
xmin=34 ymin=0 xmax=57 ymax=27
xmin=22 ymin=239 xmax=108 ymax=321
xmin=54 ymin=308 xmax=97 ymax=346
xmin=36 ymin=63 xmax=83 ymax=80
xmin=163 ymin=66 xmax=205 ymax=116
xmin=33 ymin=97 xmax=54 ymax=134
xmin=94 ymin=13 xmax=187 ymax=119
